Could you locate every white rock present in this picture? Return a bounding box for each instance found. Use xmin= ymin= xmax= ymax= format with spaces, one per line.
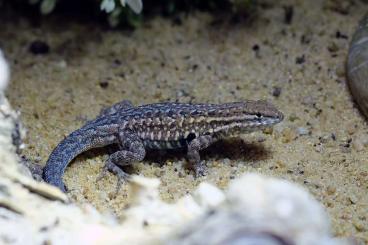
xmin=0 ymin=49 xmax=9 ymax=91
xmin=193 ymin=182 xmax=226 ymax=208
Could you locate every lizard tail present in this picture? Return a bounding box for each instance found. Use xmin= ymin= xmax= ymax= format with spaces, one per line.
xmin=42 ymin=130 xmax=94 ymax=192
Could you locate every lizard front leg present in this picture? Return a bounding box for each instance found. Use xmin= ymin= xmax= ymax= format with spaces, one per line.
xmin=187 ymin=134 xmax=216 ymax=177
xmin=98 ymin=129 xmax=145 ymax=192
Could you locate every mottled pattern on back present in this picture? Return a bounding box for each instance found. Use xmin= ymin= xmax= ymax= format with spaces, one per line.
xmin=43 ymin=100 xmax=283 ymax=192
xmin=100 ymin=102 xmax=281 ymax=145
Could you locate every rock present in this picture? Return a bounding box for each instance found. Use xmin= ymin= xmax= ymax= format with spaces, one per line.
xmin=281 ymin=128 xmax=297 ymax=143
xmin=296 ymin=127 xmax=310 ymax=136
xmin=168 ymin=174 xmax=338 ymax=245
xmin=352 ymin=135 xmax=368 ymax=151
xmin=0 ymin=50 xmax=9 ymax=91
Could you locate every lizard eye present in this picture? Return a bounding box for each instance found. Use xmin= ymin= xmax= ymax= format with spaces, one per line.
xmin=256 ymin=113 xmax=262 ymax=118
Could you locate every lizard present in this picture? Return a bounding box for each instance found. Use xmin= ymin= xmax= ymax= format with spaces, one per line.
xmin=43 ymin=100 xmax=284 ymax=192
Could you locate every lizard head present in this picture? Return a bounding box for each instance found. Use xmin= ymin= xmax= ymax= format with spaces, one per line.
xmin=210 ymin=100 xmax=284 ymax=136
xmin=238 ymin=100 xmax=284 ymax=126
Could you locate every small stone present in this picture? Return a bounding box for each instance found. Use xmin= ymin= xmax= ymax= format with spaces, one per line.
xmin=29 ymin=40 xmax=50 ymax=55
xmin=263 ymin=127 xmax=273 ymax=135
xmin=346 ymin=124 xmax=357 ymax=135
xmin=281 ymin=128 xmax=297 ymax=143
xmin=295 ymin=55 xmax=305 ymax=64
xmin=212 ymin=161 xmax=220 ymax=167
xmin=352 ymin=135 xmax=368 ymax=152
xmin=300 ymin=33 xmax=312 ymax=45
xmin=178 ymin=171 xmax=185 ymax=178
xmin=326 ymin=185 xmax=336 ymax=195
xmin=327 ymin=41 xmax=339 ymax=53
xmin=340 ymin=145 xmax=351 ymax=153
xmin=272 ymin=86 xmax=282 ymax=97
xmin=288 ymin=113 xmax=299 ymax=122
xmin=99 ymin=81 xmax=109 ymax=89
xmin=353 ymin=219 xmax=366 ymax=232
xmin=331 ymin=133 xmax=337 ymax=141
xmin=314 ymin=143 xmax=324 ymax=153
xmin=352 ymin=139 xmax=365 ymax=152
xmin=222 ymin=158 xmax=231 ymax=166
xmin=153 ymin=169 xmax=161 ymax=177
xmin=56 ymin=60 xmax=67 ymax=68
xmin=348 ymin=194 xmax=358 ymax=204
xmin=326 ymin=201 xmax=334 ymax=208
xmin=275 ymin=160 xmax=286 ymax=169
xmin=319 ymin=135 xmax=330 ymax=143
xmin=257 ymin=136 xmax=266 ymax=143
xmin=301 ymin=96 xmax=316 ymax=107
xmin=194 ymin=183 xmax=225 ymax=208
xmin=360 ymin=171 xmax=368 ymax=177
xmin=335 ymin=63 xmax=345 ymax=77
xmin=296 ymin=127 xmax=309 ymax=136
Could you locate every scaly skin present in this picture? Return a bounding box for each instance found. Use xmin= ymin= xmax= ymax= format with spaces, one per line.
xmin=43 ymin=100 xmax=283 ymax=192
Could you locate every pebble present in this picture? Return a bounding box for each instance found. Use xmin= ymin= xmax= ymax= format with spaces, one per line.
xmin=348 ymin=194 xmax=358 ymax=204
xmin=99 ymin=81 xmax=109 ymax=89
xmin=288 ymin=113 xmax=299 ymax=122
xmin=281 ymin=128 xmax=297 ymax=143
xmin=295 ymin=55 xmax=306 ymax=64
xmin=154 ymin=169 xmax=161 ymax=177
xmin=346 ymin=124 xmax=357 ymax=135
xmin=340 ymin=144 xmax=351 ymax=153
xmin=296 ymin=127 xmax=309 ymax=136
xmin=335 ymin=63 xmax=345 ymax=77
xmin=263 ymin=127 xmax=273 ymax=135
xmin=326 ymin=201 xmax=334 ymax=208
xmin=319 ymin=135 xmax=330 ymax=144
xmin=301 ymin=96 xmax=316 ymax=107
xmin=275 ymin=160 xmax=286 ymax=169
xmin=56 ymin=60 xmax=67 ymax=69
xmin=353 ymin=219 xmax=366 ymax=232
xmin=314 ymin=143 xmax=324 ymax=153
xmin=352 ymin=139 xmax=365 ymax=152
xmin=257 ymin=136 xmax=266 ymax=143
xmin=352 ymin=135 xmax=368 ymax=152
xmin=327 ymin=41 xmax=339 ymax=53
xmin=0 ymin=50 xmax=9 ymax=91
xmin=326 ymin=185 xmax=336 ymax=195
xmin=272 ymin=86 xmax=282 ymax=97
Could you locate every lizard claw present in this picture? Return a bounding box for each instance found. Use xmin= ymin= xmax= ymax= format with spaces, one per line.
xmin=96 ymin=164 xmax=109 ymax=182
xmin=96 ymin=161 xmax=131 ymax=195
xmin=193 ymin=161 xmax=208 ymax=178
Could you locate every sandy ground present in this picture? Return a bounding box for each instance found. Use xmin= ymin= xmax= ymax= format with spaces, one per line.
xmin=1 ymin=0 xmax=367 ymax=242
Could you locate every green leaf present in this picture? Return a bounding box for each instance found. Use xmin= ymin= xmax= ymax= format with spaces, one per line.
xmin=101 ymin=0 xmax=116 ymax=13
xmin=40 ymin=0 xmax=56 ymax=15
xmin=125 ymin=0 xmax=142 ymax=14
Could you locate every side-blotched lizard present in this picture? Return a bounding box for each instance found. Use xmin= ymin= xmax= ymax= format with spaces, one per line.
xmin=43 ymin=100 xmax=283 ymax=192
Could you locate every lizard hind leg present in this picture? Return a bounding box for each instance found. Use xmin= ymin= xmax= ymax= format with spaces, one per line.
xmin=96 ymin=130 xmax=146 ymax=194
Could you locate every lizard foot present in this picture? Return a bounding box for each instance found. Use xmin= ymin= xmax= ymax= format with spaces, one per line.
xmin=191 ymin=161 xmax=208 ymax=178
xmin=96 ymin=161 xmax=131 ymax=195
